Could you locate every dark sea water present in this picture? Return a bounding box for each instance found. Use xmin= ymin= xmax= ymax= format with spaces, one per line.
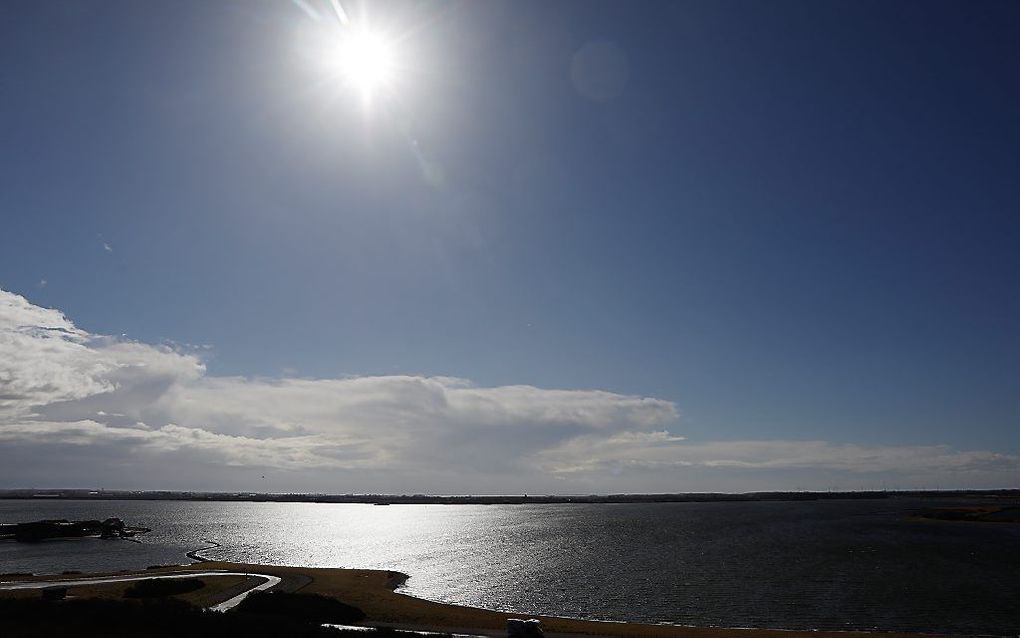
xmin=1 ymin=498 xmax=1018 ymax=636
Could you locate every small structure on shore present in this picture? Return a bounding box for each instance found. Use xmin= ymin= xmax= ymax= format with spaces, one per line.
xmin=507 ymin=618 xmax=544 ymax=638
xmin=0 ymin=517 xmax=151 ymax=542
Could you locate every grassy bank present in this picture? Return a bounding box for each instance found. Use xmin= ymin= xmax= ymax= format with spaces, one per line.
xmin=2 ymin=562 xmax=957 ymax=638
xmin=160 ymin=561 xmax=943 ymax=638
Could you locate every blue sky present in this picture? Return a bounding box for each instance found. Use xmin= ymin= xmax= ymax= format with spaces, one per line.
xmin=1 ymin=0 xmax=1017 ymax=492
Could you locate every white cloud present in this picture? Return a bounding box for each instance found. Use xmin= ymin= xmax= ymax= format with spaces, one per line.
xmin=0 ymin=289 xmax=678 ymax=487
xmin=0 ymin=419 xmax=346 ymax=469
xmin=0 ymin=292 xmax=204 ymax=422
xmin=1 ymin=287 xmax=1017 ymax=492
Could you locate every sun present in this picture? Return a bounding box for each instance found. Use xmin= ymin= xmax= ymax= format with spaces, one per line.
xmin=324 ymin=29 xmax=396 ymax=97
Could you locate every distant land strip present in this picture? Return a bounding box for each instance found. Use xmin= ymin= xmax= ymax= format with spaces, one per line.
xmin=1 ymin=488 xmax=1018 ymax=505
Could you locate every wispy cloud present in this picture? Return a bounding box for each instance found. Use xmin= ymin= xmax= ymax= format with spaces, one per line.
xmin=537 ymin=435 xmax=1017 ymax=476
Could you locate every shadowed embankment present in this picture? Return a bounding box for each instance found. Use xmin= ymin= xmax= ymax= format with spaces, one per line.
xmin=171 ymin=561 xmax=956 ymax=638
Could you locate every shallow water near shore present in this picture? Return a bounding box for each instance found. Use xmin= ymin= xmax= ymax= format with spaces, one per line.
xmin=2 ymin=498 xmax=1018 ymax=636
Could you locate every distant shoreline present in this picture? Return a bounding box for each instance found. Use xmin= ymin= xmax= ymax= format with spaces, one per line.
xmin=0 ymin=488 xmax=1017 ymax=506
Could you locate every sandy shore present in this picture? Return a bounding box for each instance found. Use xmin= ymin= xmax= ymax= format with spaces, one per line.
xmin=3 ymin=561 xmax=954 ymax=638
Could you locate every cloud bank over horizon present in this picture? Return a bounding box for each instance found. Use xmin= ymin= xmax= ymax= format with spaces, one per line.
xmin=1 ymin=288 xmax=1016 ymax=493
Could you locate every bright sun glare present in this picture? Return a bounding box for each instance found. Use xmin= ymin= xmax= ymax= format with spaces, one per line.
xmin=325 ymin=30 xmax=396 ymax=97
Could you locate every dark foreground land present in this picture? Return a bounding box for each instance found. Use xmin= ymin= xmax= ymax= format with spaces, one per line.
xmin=2 ymin=488 xmax=1017 ymax=505
xmin=0 ymin=594 xmax=411 ymax=638
xmin=0 ymin=562 xmax=967 ymax=638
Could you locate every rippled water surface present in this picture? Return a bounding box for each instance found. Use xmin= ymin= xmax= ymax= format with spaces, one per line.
xmin=2 ymin=498 xmax=1018 ymax=635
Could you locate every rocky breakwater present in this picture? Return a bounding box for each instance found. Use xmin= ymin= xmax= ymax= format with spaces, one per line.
xmin=0 ymin=517 xmax=151 ymax=542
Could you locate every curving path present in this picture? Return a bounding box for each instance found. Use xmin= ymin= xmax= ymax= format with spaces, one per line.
xmin=0 ymin=570 xmax=282 ymax=612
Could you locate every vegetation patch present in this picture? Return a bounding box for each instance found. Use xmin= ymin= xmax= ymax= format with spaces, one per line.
xmin=124 ymin=578 xmax=206 ymax=598
xmin=234 ymin=590 xmax=367 ymax=624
